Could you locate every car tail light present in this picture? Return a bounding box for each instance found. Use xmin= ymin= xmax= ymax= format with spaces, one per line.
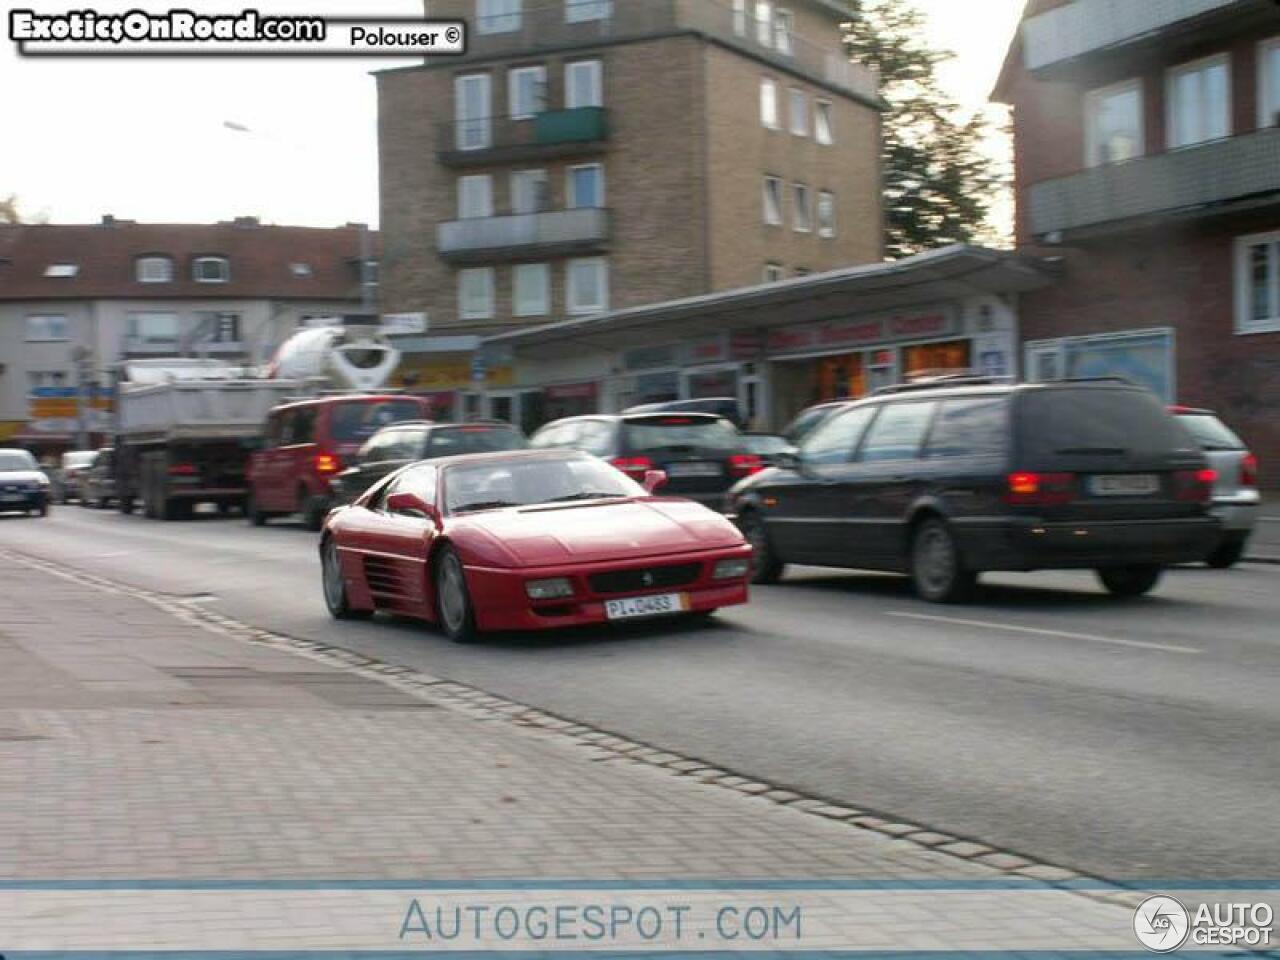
xmin=728 ymin=453 xmax=764 ymax=477
xmin=1173 ymin=468 xmax=1216 ymax=503
xmin=167 ymin=463 xmax=198 ymax=476
xmin=610 ymin=455 xmax=653 ymax=479
xmin=1003 ymin=471 xmax=1075 ymax=505
xmin=1241 ymin=453 xmax=1258 ymax=487
xmin=314 ymin=453 xmax=342 ymax=474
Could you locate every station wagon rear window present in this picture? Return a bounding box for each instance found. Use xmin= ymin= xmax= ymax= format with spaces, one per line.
xmin=330 ymin=400 xmax=423 ymax=442
xmin=1017 ymin=389 xmax=1192 ymax=461
xmin=623 ymin=418 xmax=739 ymax=453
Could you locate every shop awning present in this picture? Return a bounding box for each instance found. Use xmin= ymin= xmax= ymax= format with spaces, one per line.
xmin=483 ymin=245 xmax=1059 ymax=359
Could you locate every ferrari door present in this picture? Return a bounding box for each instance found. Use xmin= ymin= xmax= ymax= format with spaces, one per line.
xmin=363 ymin=465 xmax=439 ymax=614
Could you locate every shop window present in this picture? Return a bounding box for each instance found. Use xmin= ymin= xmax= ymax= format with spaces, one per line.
xmin=903 ymin=340 xmax=971 ymax=378
xmin=816 ymin=353 xmax=865 ymax=400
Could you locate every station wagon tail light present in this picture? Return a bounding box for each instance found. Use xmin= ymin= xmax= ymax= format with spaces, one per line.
xmin=1172 ymin=468 xmax=1216 ymax=503
xmin=610 ymin=455 xmax=653 ymax=479
xmin=728 ymin=453 xmax=764 ymax=477
xmin=166 ymin=463 xmax=198 ymax=476
xmin=1004 ymin=471 xmax=1075 ymax=505
xmin=314 ymin=453 xmax=342 ymax=474
xmin=1241 ymin=453 xmax=1258 ymax=487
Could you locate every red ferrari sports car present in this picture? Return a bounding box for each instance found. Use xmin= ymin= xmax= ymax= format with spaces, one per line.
xmin=319 ymin=448 xmax=752 ymax=642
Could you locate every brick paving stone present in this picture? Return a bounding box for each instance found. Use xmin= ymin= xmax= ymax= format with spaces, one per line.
xmin=937 ymin=841 xmax=998 ymax=859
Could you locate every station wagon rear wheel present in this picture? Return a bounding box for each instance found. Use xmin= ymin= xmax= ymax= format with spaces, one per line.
xmin=911 ymin=517 xmax=976 ymax=603
xmin=1096 ymin=565 xmax=1162 ymax=597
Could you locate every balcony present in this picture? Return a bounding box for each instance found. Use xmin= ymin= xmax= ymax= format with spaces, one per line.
xmin=438 ymin=107 xmax=609 ymax=167
xmin=1022 ymin=0 xmax=1262 ymax=75
xmin=442 ymin=0 xmax=878 ymax=107
xmin=437 ymin=207 xmax=611 ymax=263
xmin=1028 ymin=127 xmax=1280 ymax=237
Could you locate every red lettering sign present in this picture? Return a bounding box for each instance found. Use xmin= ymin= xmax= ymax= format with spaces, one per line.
xmin=888 ymin=312 xmax=949 ymax=337
xmin=820 ymin=320 xmax=883 ymax=346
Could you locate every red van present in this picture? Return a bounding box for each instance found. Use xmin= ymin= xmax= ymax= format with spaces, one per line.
xmin=247 ymin=394 xmax=433 ymax=530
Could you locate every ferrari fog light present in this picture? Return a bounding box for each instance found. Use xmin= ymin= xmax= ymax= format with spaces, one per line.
xmin=526 ymin=577 xmax=574 ymax=600
xmin=713 ymin=557 xmax=751 ymax=580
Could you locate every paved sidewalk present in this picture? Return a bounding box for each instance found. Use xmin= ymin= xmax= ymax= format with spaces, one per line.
xmin=0 ymin=550 xmax=1006 ymax=883
xmin=1249 ymin=491 xmax=1280 ymax=562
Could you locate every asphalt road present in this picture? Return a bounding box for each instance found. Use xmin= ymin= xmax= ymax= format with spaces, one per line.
xmin=3 ymin=503 xmax=1279 ymax=882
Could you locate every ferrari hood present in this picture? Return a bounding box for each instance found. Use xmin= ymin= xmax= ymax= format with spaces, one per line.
xmin=456 ymin=498 xmax=743 ymax=566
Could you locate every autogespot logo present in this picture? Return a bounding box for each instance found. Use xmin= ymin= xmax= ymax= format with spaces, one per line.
xmin=1134 ymin=895 xmax=1191 ymax=952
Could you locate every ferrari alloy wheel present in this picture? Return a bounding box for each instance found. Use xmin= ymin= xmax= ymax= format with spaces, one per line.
xmin=911 ymin=517 xmax=977 ymax=603
xmin=435 ymin=547 xmax=477 ymax=644
xmin=321 ymin=537 xmax=370 ymax=620
xmin=741 ymin=510 xmax=784 ymax=585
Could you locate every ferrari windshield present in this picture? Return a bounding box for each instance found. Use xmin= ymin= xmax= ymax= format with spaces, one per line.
xmin=444 ymin=456 xmax=642 ymax=514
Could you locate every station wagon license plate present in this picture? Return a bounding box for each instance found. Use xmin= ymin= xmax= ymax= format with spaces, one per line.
xmin=1 ymin=493 xmax=26 ymax=502
xmin=1089 ymin=473 xmax=1159 ymax=496
xmin=604 ymin=592 xmax=690 ymax=620
xmin=665 ymin=461 xmax=722 ymax=478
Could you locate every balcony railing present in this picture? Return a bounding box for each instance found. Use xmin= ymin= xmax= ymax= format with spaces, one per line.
xmin=438 ymin=107 xmax=609 ymax=166
xmin=437 ymin=207 xmax=611 ymax=262
xmin=443 ymin=0 xmax=878 ymax=106
xmin=1028 ymin=127 xmax=1280 ymax=237
xmin=1022 ymin=0 xmax=1252 ymax=73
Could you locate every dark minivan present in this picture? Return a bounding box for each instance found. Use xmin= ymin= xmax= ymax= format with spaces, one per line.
xmin=331 ymin=420 xmax=528 ymax=505
xmin=728 ymin=377 xmax=1220 ymax=601
xmin=530 ymin=412 xmax=761 ymax=509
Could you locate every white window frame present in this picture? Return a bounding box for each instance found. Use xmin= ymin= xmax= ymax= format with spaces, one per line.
xmin=192 ymin=256 xmax=230 ymax=283
xmin=755 ymin=0 xmax=773 ymax=47
xmin=565 ymin=59 xmax=603 ymax=109
xmin=774 ymin=8 xmax=793 ymax=56
xmin=1257 ymin=36 xmax=1280 ymax=128
xmin=565 ymin=0 xmax=611 ymax=23
xmin=510 ymin=168 xmax=549 ymax=214
xmin=1234 ymin=229 xmax=1280 ymax=335
xmin=760 ymin=76 xmax=779 ymax=129
xmin=507 ymin=64 xmax=546 ymax=119
xmin=792 ymin=182 xmax=812 ymax=233
xmin=566 ymin=257 xmax=608 ymax=315
xmin=1165 ymin=53 xmax=1231 ymax=150
xmin=42 ymin=263 xmax=78 ymax=278
xmin=566 ymin=162 xmax=604 ymax=208
xmin=763 ymin=263 xmax=784 ymax=283
xmin=732 ymin=0 xmax=747 ymax=36
xmin=458 ymin=267 xmax=496 ymax=320
xmin=762 ymin=175 xmax=783 ymax=226
xmin=128 ymin=312 xmax=181 ymax=343
xmin=814 ymin=99 xmax=833 ymax=144
xmin=817 ymin=190 xmax=836 ymax=238
xmin=789 ymin=87 xmax=807 ymax=136
xmin=457 ymin=174 xmax=494 ymax=219
xmin=1085 ymin=78 xmax=1144 ymax=167
xmin=135 ymin=256 xmax=173 ymax=283
xmin=455 ymin=73 xmax=492 ymax=151
xmin=513 ymin=263 xmax=551 ymax=317
xmin=25 ymin=314 xmax=69 ymax=342
xmin=476 ymin=0 xmax=521 ymax=34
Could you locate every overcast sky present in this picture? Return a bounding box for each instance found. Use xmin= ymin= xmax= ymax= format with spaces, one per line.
xmin=0 ymin=0 xmax=1025 ymax=229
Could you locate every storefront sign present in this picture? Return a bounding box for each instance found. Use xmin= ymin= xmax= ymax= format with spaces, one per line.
xmin=684 ymin=334 xmax=727 ymax=365
xmin=766 ymin=305 xmax=958 ymax=357
xmin=728 ymin=330 xmax=763 ymax=361
xmin=395 ymin=358 xmax=513 ymax=390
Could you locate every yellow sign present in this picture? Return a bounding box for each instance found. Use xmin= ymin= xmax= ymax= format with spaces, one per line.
xmin=393 ymin=359 xmax=513 ymax=390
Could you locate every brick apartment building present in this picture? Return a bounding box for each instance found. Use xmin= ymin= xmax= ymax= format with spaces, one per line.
xmin=0 ymin=217 xmax=376 ymax=452
xmin=376 ymin=0 xmax=883 ymax=428
xmin=994 ymin=0 xmax=1280 ymax=483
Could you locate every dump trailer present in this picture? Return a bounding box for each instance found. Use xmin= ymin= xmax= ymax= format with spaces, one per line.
xmin=114 ymin=361 xmax=299 ymax=520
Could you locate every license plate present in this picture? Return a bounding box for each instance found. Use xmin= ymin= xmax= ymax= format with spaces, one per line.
xmin=666 ymin=461 xmax=722 ymax=478
xmin=1089 ymin=473 xmax=1159 ymax=496
xmin=2 ymin=494 xmax=24 ymax=502
xmin=604 ymin=592 xmax=689 ymax=620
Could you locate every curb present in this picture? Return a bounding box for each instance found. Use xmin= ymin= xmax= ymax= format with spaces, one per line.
xmin=1245 ymin=554 xmax=1280 ymax=565
xmin=0 ymin=546 xmax=1153 ymax=907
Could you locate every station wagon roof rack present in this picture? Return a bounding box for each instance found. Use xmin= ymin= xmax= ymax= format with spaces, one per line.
xmin=870 ymin=373 xmax=1010 ymax=396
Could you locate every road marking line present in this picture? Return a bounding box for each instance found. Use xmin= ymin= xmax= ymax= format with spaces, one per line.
xmin=886 ymin=611 xmax=1202 ymax=655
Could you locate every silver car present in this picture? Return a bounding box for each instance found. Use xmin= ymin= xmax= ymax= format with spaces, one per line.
xmin=56 ymin=449 xmax=96 ymax=503
xmin=1172 ymin=406 xmax=1259 ymax=568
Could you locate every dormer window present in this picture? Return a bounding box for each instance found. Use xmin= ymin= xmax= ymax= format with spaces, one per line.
xmin=136 ymin=255 xmax=174 ymax=283
xmin=43 ymin=263 xmax=79 ymax=278
xmin=193 ymin=256 xmax=230 ymax=283
xmin=290 ymin=262 xmax=313 ymax=277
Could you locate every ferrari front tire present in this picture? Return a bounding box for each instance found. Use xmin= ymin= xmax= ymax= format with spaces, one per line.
xmin=435 ymin=546 xmax=477 ymax=644
xmin=321 ymin=537 xmax=371 ymax=620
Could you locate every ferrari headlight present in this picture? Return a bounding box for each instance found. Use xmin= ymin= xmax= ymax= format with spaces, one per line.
xmin=713 ymin=557 xmax=751 ymax=580
xmin=525 ymin=577 xmax=574 ymax=600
